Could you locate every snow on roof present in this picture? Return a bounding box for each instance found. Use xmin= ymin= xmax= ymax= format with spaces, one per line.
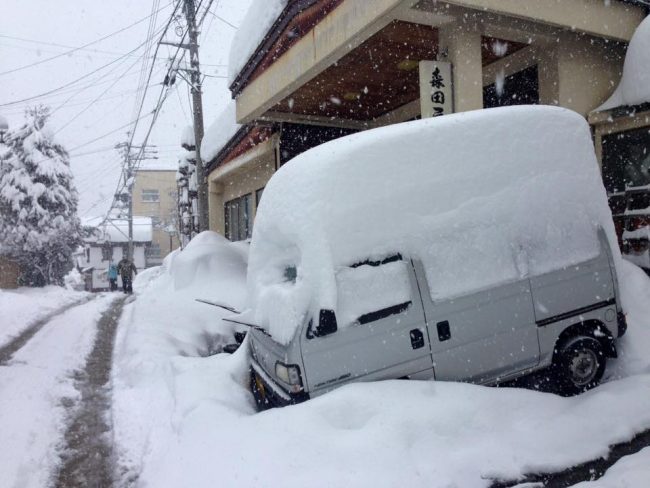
xmin=227 ymin=0 xmax=288 ymax=84
xmin=201 ymin=101 xmax=241 ymax=164
xmin=86 ymin=217 xmax=153 ymax=244
xmin=136 ymin=160 xmax=179 ymax=171
xmin=596 ymin=15 xmax=650 ymax=111
xmin=248 ymin=105 xmax=620 ymax=343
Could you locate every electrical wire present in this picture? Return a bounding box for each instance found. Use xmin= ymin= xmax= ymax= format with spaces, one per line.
xmin=0 ymin=1 xmax=174 ymax=77
xmin=0 ymin=20 xmax=172 ymax=108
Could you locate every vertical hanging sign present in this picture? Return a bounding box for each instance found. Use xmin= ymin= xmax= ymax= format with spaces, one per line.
xmin=419 ymin=61 xmax=453 ymax=118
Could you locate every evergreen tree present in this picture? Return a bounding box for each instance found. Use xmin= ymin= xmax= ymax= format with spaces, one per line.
xmin=0 ymin=106 xmax=82 ymax=286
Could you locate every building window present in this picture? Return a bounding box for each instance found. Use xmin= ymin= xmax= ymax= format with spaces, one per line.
xmin=224 ymin=194 xmax=252 ymax=241
xmin=142 ymin=189 xmax=160 ymax=202
xmin=146 ymin=243 xmax=161 ymax=259
xmin=255 ymin=187 xmax=264 ymax=207
xmin=483 ymin=65 xmax=539 ymax=109
xmin=101 ymin=244 xmax=113 ymax=262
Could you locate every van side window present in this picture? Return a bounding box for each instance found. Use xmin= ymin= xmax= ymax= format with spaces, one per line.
xmin=336 ymin=257 xmax=412 ymax=327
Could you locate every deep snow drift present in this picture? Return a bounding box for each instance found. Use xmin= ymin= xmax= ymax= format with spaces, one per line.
xmin=112 ymin=233 xmax=650 ymax=488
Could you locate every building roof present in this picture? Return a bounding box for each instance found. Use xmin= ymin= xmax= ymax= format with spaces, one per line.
xmin=85 ymin=216 xmax=153 ymax=244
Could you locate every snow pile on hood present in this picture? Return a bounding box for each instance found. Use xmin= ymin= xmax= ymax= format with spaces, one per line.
xmin=248 ymin=105 xmax=619 ymax=344
xmin=597 ymin=15 xmax=650 ymax=111
xmin=227 ymin=0 xmax=288 ymax=84
xmin=201 ymin=101 xmax=241 ymax=164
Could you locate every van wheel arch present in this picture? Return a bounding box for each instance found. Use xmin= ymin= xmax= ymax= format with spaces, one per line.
xmin=553 ymin=319 xmax=616 ymax=361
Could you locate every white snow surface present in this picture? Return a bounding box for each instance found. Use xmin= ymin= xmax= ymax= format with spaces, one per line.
xmin=248 ymin=106 xmax=620 ymax=344
xmin=227 ymin=0 xmax=288 ymax=83
xmin=200 ymin=101 xmax=241 ymax=163
xmin=597 ymin=15 xmax=650 ymax=111
xmin=112 ymin=235 xmax=650 ymax=488
xmin=0 ymin=285 xmax=89 ymax=347
xmin=0 ymin=293 xmax=117 ymax=488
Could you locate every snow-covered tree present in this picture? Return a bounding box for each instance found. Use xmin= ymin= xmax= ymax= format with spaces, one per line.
xmin=0 ymin=106 xmax=82 ymax=286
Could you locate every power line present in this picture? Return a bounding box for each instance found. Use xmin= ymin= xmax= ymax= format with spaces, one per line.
xmin=0 ymin=1 xmax=174 ymax=77
xmin=0 ymin=27 xmax=172 ymax=108
xmin=0 ymin=34 xmax=174 ymax=61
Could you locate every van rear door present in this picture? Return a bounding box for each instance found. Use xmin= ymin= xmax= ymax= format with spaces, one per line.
xmin=299 ymin=257 xmax=433 ymax=395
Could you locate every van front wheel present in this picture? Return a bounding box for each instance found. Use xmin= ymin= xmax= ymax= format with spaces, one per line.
xmin=554 ymin=336 xmax=606 ymax=395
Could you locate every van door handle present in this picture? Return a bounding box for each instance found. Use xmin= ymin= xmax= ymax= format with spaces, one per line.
xmin=436 ymin=320 xmax=451 ymax=342
xmin=410 ymin=329 xmax=424 ymax=349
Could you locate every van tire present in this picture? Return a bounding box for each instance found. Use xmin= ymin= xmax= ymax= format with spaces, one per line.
xmin=554 ymin=336 xmax=606 ymax=395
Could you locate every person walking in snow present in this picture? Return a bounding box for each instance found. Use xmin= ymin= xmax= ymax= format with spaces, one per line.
xmin=117 ymin=257 xmax=137 ymax=294
xmin=107 ymin=262 xmax=118 ymax=291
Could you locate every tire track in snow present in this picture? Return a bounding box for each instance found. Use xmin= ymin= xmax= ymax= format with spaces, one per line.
xmin=54 ymin=294 xmax=130 ymax=488
xmin=0 ymin=295 xmax=95 ymax=365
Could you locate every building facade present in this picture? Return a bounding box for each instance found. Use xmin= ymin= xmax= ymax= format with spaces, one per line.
xmin=132 ymin=169 xmax=181 ymax=266
xmin=202 ymin=0 xmax=647 ymax=249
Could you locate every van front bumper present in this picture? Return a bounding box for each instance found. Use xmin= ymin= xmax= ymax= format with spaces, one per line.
xmin=250 ymin=365 xmax=309 ymax=410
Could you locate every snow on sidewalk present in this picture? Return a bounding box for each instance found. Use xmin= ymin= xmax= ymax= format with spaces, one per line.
xmin=112 ymin=235 xmax=650 ymax=488
xmin=0 ymin=285 xmax=90 ymax=348
xmin=0 ymin=293 xmax=117 ymax=488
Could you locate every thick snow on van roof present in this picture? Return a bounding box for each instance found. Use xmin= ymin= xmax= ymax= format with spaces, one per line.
xmin=248 ymin=106 xmax=620 ymax=344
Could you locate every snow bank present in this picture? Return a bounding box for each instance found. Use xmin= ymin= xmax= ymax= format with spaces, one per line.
xmin=597 ymin=15 xmax=650 ymax=111
xmin=0 ymin=286 xmax=89 ymax=347
xmin=200 ymin=101 xmax=241 ymax=164
xmin=112 ymin=232 xmax=249 ymax=482
xmin=227 ymin=0 xmax=288 ymax=83
xmin=249 ymin=105 xmax=619 ymax=343
xmin=113 ymin=224 xmax=650 ymax=488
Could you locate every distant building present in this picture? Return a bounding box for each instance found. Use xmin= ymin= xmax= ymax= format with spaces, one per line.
xmin=79 ymin=217 xmax=151 ymax=292
xmin=132 ymin=169 xmax=181 ymax=266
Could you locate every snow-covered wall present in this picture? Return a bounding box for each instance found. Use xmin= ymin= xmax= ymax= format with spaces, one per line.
xmin=248 ymin=105 xmax=620 ymax=343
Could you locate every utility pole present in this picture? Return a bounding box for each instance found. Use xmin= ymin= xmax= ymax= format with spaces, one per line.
xmin=114 ymin=142 xmax=157 ymax=261
xmin=183 ymin=0 xmax=209 ymax=231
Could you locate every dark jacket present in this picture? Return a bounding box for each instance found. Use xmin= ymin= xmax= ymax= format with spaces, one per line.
xmin=117 ymin=259 xmax=137 ymax=280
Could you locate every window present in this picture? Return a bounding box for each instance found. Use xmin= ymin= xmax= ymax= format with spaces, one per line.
xmin=335 ymin=256 xmax=412 ymax=327
xmin=255 ymin=187 xmax=264 ymax=207
xmin=224 ymin=194 xmax=252 ymax=241
xmin=602 ymin=127 xmax=650 ymax=196
xmin=101 ymin=244 xmax=112 ymax=262
xmin=146 ymin=243 xmax=161 ymax=259
xmin=483 ymin=65 xmax=539 ymax=109
xmin=142 ymin=189 xmax=160 ymax=202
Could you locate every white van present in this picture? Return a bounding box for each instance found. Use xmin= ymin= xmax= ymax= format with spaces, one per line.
xmin=236 ymin=106 xmax=626 ymax=408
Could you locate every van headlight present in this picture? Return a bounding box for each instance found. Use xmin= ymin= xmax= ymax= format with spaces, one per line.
xmin=275 ymin=362 xmax=303 ymax=391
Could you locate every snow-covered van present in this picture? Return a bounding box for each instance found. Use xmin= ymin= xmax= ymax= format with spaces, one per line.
xmin=240 ymin=106 xmax=627 ymax=408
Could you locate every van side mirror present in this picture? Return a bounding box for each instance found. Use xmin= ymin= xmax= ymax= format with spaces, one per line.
xmin=307 ymin=309 xmax=338 ymax=339
xmin=318 ymin=309 xmax=338 ymax=336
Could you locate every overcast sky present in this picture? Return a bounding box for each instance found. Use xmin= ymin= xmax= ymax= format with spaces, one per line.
xmin=1 ymin=0 xmax=251 ymax=220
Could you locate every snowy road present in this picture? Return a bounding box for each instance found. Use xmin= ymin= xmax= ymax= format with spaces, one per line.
xmin=0 ymin=292 xmax=125 ymax=488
